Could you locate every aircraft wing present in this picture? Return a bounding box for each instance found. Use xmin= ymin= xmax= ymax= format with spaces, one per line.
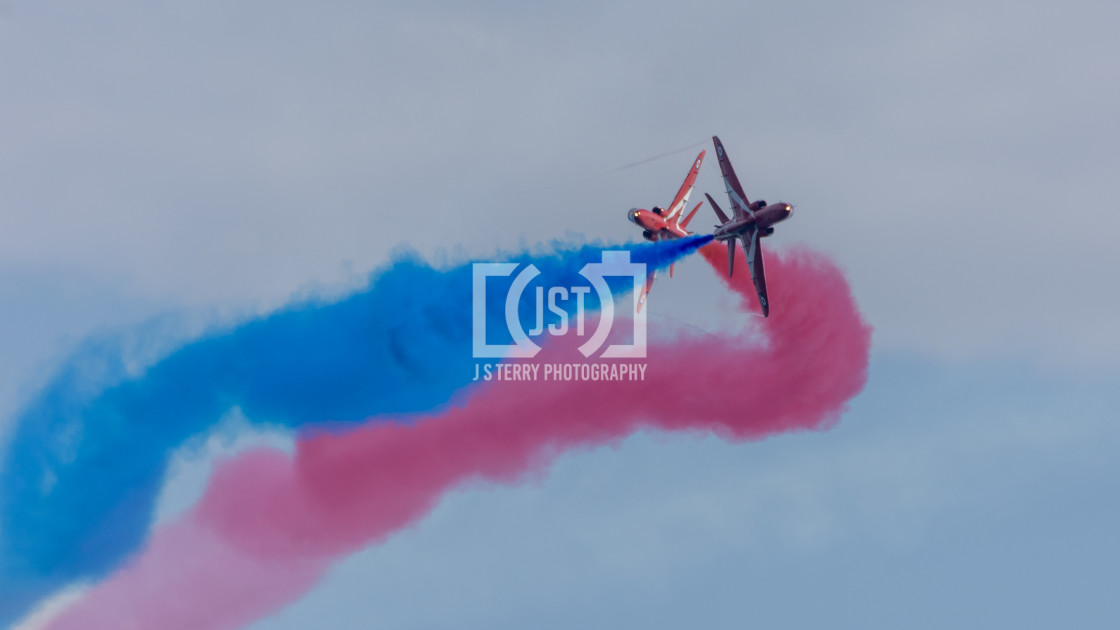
xmin=741 ymin=231 xmax=770 ymax=317
xmin=636 ymin=269 xmax=657 ymax=313
xmin=663 ymin=150 xmax=706 ymax=220
xmin=712 ymin=136 xmax=751 ymax=218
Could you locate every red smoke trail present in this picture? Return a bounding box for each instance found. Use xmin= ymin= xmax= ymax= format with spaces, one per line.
xmin=47 ymin=244 xmax=870 ymax=630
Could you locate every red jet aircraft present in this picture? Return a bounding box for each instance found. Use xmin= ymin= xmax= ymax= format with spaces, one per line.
xmin=626 ymin=150 xmax=706 ymax=311
xmin=704 ymin=135 xmax=793 ymax=317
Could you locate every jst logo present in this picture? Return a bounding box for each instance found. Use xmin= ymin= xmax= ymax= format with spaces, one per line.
xmin=472 ymin=251 xmax=647 ymax=359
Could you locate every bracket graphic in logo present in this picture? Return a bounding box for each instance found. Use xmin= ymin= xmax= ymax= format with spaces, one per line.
xmin=472 ymin=251 xmax=647 ymax=359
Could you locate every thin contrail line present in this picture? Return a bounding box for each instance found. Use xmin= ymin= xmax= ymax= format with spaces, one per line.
xmin=607 ymin=139 xmax=709 ymax=172
xmin=512 ymin=138 xmax=709 ymax=194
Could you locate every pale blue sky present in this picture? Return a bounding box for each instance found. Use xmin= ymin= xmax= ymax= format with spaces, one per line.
xmin=239 ymin=353 xmax=1120 ymax=629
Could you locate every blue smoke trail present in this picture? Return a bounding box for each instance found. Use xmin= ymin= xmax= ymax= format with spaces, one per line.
xmin=0 ymin=235 xmax=710 ymax=623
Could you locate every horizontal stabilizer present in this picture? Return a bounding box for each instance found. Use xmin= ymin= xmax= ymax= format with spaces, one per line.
xmin=706 ymin=193 xmax=730 ymax=224
xmin=679 ymin=201 xmax=703 ymax=230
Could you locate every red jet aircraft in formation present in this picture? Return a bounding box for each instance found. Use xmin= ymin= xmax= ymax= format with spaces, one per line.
xmin=626 ymin=150 xmax=706 ymax=311
xmin=626 ymin=136 xmax=793 ymax=317
xmin=704 ymin=135 xmax=793 ymax=317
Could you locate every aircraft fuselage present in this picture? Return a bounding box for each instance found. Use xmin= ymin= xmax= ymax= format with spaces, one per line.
xmin=712 ymin=202 xmax=793 ymax=241
xmin=628 ymin=208 xmax=691 ymax=241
